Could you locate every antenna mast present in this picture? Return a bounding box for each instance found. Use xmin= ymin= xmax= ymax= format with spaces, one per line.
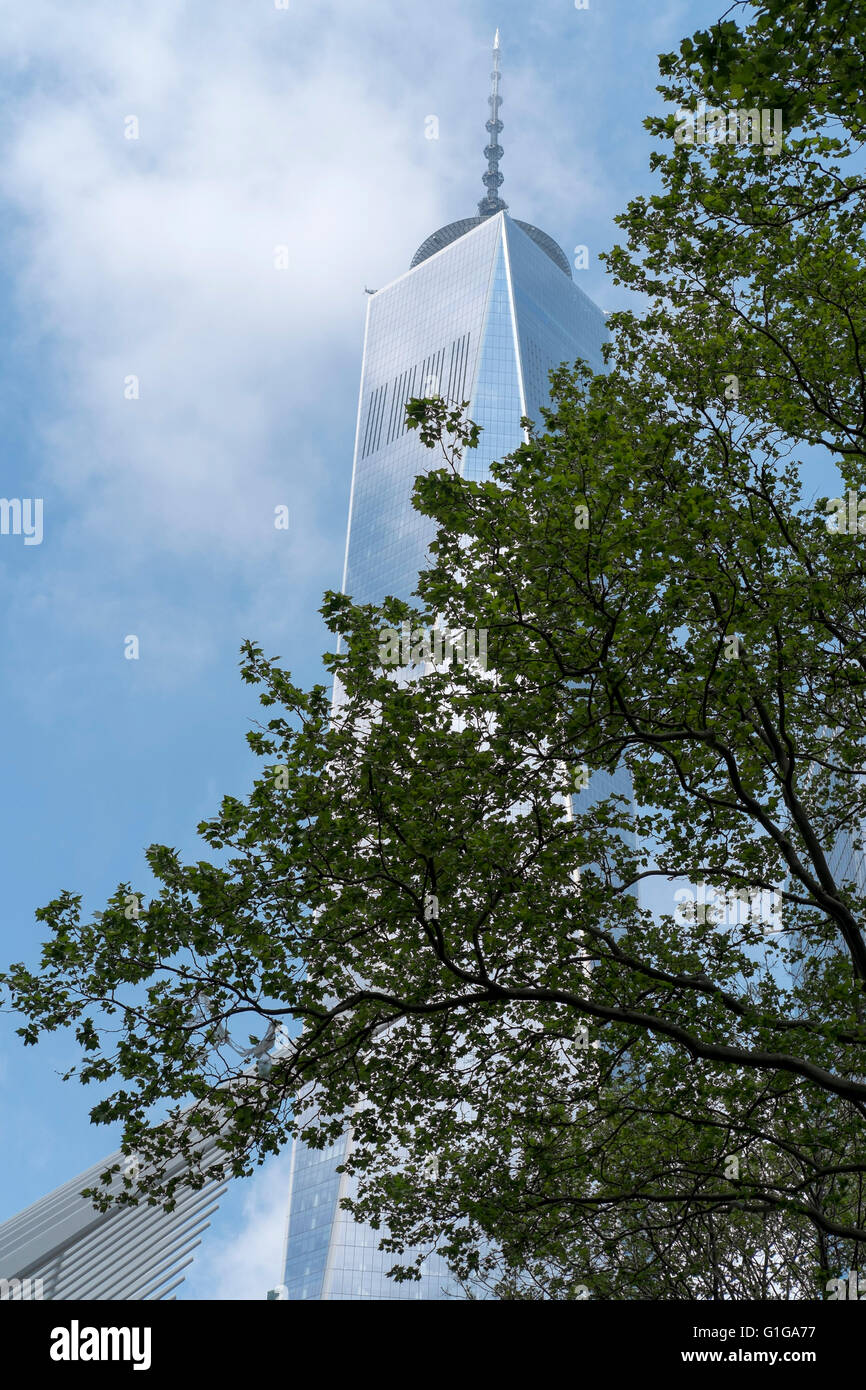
xmin=478 ymin=29 xmax=508 ymax=217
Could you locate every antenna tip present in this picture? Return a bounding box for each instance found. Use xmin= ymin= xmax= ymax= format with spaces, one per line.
xmin=494 ymin=28 xmax=500 ymax=49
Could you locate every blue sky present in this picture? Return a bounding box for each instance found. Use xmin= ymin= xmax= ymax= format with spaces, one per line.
xmin=0 ymin=0 xmax=765 ymax=1299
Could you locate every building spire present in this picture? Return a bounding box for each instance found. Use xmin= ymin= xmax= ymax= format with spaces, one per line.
xmin=478 ymin=28 xmax=507 ymax=218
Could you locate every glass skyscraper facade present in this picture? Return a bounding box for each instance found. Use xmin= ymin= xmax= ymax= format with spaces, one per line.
xmin=342 ymin=211 xmax=606 ymax=609
xmin=282 ymin=36 xmax=611 ymax=1301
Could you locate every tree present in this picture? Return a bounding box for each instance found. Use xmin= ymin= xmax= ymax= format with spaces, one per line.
xmin=4 ymin=0 xmax=866 ymax=1297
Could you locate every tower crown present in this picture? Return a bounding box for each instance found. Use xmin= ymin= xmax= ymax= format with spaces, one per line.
xmin=410 ymin=30 xmax=572 ymax=279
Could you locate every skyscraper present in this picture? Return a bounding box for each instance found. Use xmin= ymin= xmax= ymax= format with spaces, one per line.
xmin=281 ymin=31 xmax=609 ymax=1300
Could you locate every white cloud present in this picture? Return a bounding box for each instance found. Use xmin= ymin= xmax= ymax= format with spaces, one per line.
xmin=0 ymin=0 xmax=490 ymax=697
xmin=0 ymin=2 xmax=494 ymax=707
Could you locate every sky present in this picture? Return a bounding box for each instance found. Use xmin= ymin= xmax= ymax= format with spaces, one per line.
xmin=0 ymin=0 xmax=754 ymax=1299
